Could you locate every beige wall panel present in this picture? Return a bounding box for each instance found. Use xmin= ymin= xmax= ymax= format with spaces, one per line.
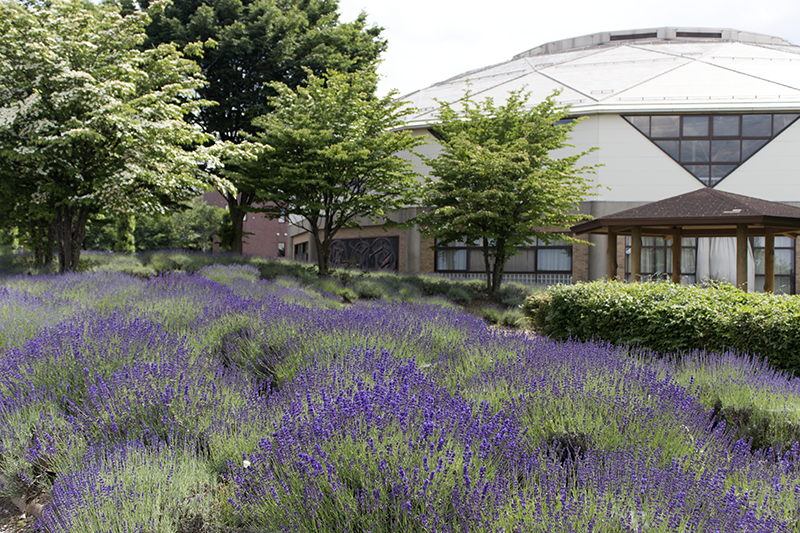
xmin=715 ymin=120 xmax=800 ymax=200
xmin=591 ymin=115 xmax=703 ymax=201
xmin=396 ymin=128 xmax=443 ymax=180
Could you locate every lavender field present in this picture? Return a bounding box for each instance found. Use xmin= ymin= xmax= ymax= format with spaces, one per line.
xmin=2 ymin=264 xmax=800 ymax=532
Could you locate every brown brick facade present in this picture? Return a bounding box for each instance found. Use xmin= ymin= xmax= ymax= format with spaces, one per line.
xmin=420 ymin=237 xmax=436 ymax=274
xmin=571 ymin=234 xmax=590 ymax=283
xmin=203 ymin=191 xmax=289 ymax=257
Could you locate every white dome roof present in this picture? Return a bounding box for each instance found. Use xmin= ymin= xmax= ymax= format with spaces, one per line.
xmin=401 ymin=28 xmax=800 ymax=126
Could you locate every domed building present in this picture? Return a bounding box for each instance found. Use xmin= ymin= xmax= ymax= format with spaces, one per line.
xmin=288 ymin=28 xmax=800 ymax=293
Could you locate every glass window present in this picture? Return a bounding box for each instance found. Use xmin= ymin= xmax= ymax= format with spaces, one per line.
xmin=711 ymin=140 xmax=739 ymax=162
xmin=625 ymin=113 xmax=800 ymax=188
xmin=505 ymin=249 xmax=536 ymax=272
xmin=651 ymin=116 xmax=680 ymax=137
xmin=684 ymin=165 xmax=710 ymax=184
xmin=750 ymin=236 xmax=795 ymax=294
xmin=628 ymin=116 xmax=650 ymax=135
xmin=776 ymin=249 xmax=794 ymax=275
xmin=625 ymin=236 xmax=697 ymax=282
xmin=537 ymin=249 xmax=571 ymax=272
xmin=713 ymin=116 xmax=739 ymax=137
xmin=742 ymin=115 xmax=771 ymax=137
xmin=468 ymin=249 xmax=486 ymax=272
xmin=681 ymin=140 xmax=709 ymax=162
xmin=277 ymin=242 xmax=285 ymax=257
xmin=774 ymin=114 xmax=799 ymax=134
xmin=742 ymin=138 xmax=768 ymax=159
xmin=437 ymin=249 xmax=467 ymax=271
xmin=654 ymin=140 xmax=679 ymax=160
xmin=683 ymin=116 xmax=709 ymax=137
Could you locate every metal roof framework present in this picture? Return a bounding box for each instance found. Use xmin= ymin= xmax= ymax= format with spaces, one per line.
xmin=570 ymin=188 xmax=800 ymax=292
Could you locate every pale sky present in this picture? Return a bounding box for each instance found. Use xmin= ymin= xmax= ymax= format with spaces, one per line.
xmin=337 ymin=0 xmax=800 ymax=97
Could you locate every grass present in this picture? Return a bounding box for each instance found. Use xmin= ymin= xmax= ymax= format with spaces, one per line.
xmin=2 ymin=254 xmax=800 ymax=531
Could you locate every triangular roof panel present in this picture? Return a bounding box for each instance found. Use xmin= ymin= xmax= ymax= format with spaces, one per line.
xmin=611 ymin=60 xmax=800 ymax=101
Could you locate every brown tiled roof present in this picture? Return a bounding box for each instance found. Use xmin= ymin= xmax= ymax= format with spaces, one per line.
xmin=572 ymin=189 xmax=800 ymax=236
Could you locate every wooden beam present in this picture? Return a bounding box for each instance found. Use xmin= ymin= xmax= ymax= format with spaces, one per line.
xmin=631 ymin=226 xmax=642 ymax=282
xmin=606 ymin=228 xmax=618 ymax=281
xmin=671 ymin=231 xmax=682 ymax=284
xmin=764 ymin=231 xmax=775 ymax=293
xmin=736 ymin=224 xmax=748 ymax=292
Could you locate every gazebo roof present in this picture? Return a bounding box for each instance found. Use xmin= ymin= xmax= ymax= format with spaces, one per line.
xmin=572 ymin=188 xmax=800 ymax=238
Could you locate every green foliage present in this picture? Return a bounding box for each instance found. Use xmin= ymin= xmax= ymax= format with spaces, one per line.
xmin=0 ymin=0 xmax=232 ymax=271
xmin=247 ymin=68 xmax=425 ymax=276
xmin=411 ymin=88 xmax=598 ymax=294
xmin=85 ymin=198 xmax=226 ymax=253
xmin=139 ymin=0 xmax=387 ymax=252
xmin=523 ymin=281 xmax=800 ymax=372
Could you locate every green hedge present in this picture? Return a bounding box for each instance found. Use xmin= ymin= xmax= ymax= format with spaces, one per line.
xmin=523 ymin=281 xmax=800 ymax=372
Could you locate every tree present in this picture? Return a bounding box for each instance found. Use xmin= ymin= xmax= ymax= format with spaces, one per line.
xmin=138 ymin=0 xmax=386 ymax=253
xmin=0 ymin=0 xmax=230 ymax=271
xmin=85 ymin=197 xmax=225 ymax=251
xmin=246 ymin=68 xmax=423 ymax=276
xmin=412 ymin=89 xmax=598 ymax=296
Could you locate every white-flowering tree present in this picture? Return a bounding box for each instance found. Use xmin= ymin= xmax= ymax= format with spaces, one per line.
xmin=0 ymin=0 xmax=231 ymax=271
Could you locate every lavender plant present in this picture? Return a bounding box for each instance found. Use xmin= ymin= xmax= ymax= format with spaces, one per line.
xmin=0 ymin=265 xmax=798 ymax=532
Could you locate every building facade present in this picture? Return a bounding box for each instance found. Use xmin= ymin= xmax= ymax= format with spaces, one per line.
xmin=287 ymin=28 xmax=800 ymax=292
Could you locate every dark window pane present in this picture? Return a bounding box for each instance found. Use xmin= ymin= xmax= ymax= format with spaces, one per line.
xmin=776 ymin=276 xmax=792 ymax=294
xmin=537 ymin=249 xmax=571 ymax=271
xmin=681 ymin=140 xmax=710 ymax=162
xmin=684 ymin=164 xmax=710 ymax=185
xmin=711 ymin=140 xmax=740 ymax=162
xmin=627 ymin=116 xmax=650 ymax=135
xmin=651 ymin=116 xmax=680 ymax=137
xmin=681 ymin=247 xmax=696 ymax=274
xmin=654 ymin=140 xmax=679 ymax=160
xmin=468 ymin=250 xmax=485 ymax=272
xmin=742 ymin=115 xmax=771 ymax=137
xmin=437 ymin=249 xmax=466 ymax=270
xmin=711 ymin=164 xmax=736 ymax=178
xmin=776 ymin=249 xmax=793 ymax=275
xmin=742 ymin=138 xmax=768 ymax=159
xmin=774 ymin=114 xmax=799 ymax=134
xmin=754 ymin=248 xmax=765 ymax=275
xmin=641 ymin=247 xmax=665 ymax=273
xmin=713 ymin=116 xmax=739 ymax=137
xmin=683 ymin=116 xmax=709 ymax=136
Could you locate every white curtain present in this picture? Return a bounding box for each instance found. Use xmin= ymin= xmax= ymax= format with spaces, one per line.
xmin=695 ymin=237 xmax=755 ymax=291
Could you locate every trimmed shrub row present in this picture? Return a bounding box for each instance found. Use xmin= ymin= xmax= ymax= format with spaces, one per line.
xmin=523 ymin=281 xmax=800 ymax=372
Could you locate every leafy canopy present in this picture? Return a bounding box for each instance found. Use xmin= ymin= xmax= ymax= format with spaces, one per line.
xmin=0 ymin=0 xmax=231 ymax=271
xmin=246 ymin=68 xmax=424 ymax=275
xmin=413 ymin=88 xmax=598 ymax=294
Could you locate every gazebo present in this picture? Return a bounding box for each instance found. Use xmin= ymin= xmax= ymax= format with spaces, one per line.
xmin=571 ymin=189 xmax=800 ymax=292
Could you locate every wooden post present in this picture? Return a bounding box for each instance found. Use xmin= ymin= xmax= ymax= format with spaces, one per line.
xmin=671 ymin=231 xmax=682 ymax=284
xmin=631 ymin=226 xmax=642 ymax=282
xmin=736 ymin=224 xmax=748 ymax=292
xmin=764 ymin=231 xmax=775 ymax=293
xmin=607 ymin=228 xmax=618 ymax=281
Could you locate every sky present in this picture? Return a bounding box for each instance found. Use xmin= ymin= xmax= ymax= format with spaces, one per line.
xmin=336 ymin=0 xmax=800 ymax=97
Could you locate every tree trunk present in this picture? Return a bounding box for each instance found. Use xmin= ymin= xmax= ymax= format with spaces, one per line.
xmin=491 ymin=239 xmax=507 ymax=296
xmin=54 ymin=205 xmax=89 ymax=273
xmin=314 ymin=225 xmax=329 ymax=277
xmin=482 ymin=238 xmax=493 ymax=294
xmin=224 ymin=190 xmax=256 ymax=255
xmin=27 ymin=217 xmax=56 ymax=269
